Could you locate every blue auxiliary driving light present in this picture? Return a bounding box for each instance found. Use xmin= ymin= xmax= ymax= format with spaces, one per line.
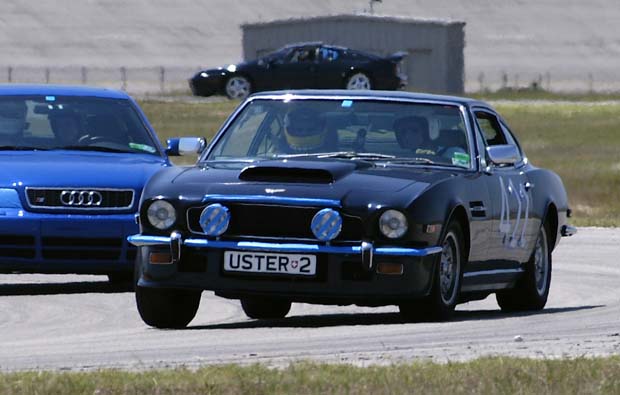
xmin=199 ymin=203 xmax=231 ymax=236
xmin=311 ymin=208 xmax=342 ymax=241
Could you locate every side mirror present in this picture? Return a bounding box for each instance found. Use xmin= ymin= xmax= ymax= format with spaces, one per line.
xmin=486 ymin=145 xmax=520 ymax=166
xmin=166 ymin=137 xmax=206 ymax=156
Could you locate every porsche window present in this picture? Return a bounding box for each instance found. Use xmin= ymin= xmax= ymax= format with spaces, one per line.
xmin=207 ymin=99 xmax=472 ymax=168
xmin=0 ymin=96 xmax=159 ymax=154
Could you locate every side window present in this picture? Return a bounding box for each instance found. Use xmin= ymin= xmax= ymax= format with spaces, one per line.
xmin=288 ymin=47 xmax=316 ymax=63
xmin=474 ymin=111 xmax=506 ymax=146
xmin=475 ymin=110 xmax=523 ymax=164
xmin=319 ymin=48 xmax=339 ymax=62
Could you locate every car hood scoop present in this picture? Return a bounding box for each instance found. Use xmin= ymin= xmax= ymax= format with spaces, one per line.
xmin=238 ymin=160 xmax=368 ymax=184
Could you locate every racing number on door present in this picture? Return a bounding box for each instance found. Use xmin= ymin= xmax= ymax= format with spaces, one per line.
xmin=498 ymin=176 xmax=530 ymax=249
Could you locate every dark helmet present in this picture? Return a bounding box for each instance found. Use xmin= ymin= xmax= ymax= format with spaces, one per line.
xmin=283 ymin=107 xmax=326 ymax=151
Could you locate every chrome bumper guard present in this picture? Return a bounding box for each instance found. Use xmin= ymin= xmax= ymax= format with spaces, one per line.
xmin=128 ymin=234 xmax=442 ymax=270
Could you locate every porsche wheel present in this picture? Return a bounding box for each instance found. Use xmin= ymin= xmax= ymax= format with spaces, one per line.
xmin=225 ymin=75 xmax=251 ymax=99
xmin=345 ymin=72 xmax=372 ymax=90
xmin=496 ymin=223 xmax=552 ymax=312
xmin=400 ymin=221 xmax=464 ymax=321
xmin=241 ymin=297 xmax=291 ymax=319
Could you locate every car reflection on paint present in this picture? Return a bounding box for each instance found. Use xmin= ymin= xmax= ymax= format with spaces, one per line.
xmin=129 ymin=89 xmax=575 ymax=328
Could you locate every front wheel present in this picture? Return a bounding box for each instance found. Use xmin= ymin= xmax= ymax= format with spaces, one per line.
xmin=496 ymin=223 xmax=552 ymax=312
xmin=345 ymin=72 xmax=372 ymax=90
xmin=241 ymin=297 xmax=291 ymax=319
xmin=134 ymin=252 xmax=201 ymax=328
xmin=136 ymin=286 xmax=201 ymax=328
xmin=399 ymin=221 xmax=464 ymax=321
xmin=225 ymin=75 xmax=251 ymax=99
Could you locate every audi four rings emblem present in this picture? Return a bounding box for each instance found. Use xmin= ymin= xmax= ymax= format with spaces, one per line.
xmin=60 ymin=190 xmax=103 ymax=206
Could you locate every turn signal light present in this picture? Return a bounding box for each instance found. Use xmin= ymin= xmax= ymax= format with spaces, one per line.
xmin=149 ymin=252 xmax=172 ymax=265
xmin=376 ymin=262 xmax=403 ymax=275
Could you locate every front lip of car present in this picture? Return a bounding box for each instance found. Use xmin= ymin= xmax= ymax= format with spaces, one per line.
xmin=128 ymin=233 xmax=442 ymax=261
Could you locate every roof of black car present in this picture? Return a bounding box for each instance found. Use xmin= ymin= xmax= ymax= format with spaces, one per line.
xmin=250 ymin=90 xmax=489 ymax=108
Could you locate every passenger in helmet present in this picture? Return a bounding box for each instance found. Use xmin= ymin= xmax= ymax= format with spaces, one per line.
xmin=0 ymin=100 xmax=28 ymax=145
xmin=281 ymin=107 xmax=328 ymax=153
xmin=393 ymin=115 xmax=435 ymax=155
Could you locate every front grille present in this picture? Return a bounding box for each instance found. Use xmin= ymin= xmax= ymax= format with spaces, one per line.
xmin=26 ymin=188 xmax=134 ymax=210
xmin=187 ymin=203 xmax=363 ymax=241
xmin=41 ymin=237 xmax=122 ymax=260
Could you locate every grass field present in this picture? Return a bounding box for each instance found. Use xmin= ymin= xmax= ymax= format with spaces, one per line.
xmin=1 ymin=357 xmax=618 ymax=395
xmin=139 ymin=98 xmax=620 ymax=227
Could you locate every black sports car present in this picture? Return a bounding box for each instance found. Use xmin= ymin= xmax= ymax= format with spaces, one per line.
xmin=129 ymin=90 xmax=576 ymax=328
xmin=189 ymin=42 xmax=407 ymax=99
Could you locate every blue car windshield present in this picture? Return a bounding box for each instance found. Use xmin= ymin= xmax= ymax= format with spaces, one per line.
xmin=206 ymin=98 xmax=472 ymax=168
xmin=0 ymin=96 xmax=159 ymax=154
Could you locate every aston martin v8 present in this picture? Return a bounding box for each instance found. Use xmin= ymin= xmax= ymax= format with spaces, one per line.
xmin=129 ymin=90 xmax=575 ymax=328
xmin=189 ymin=42 xmax=406 ymax=99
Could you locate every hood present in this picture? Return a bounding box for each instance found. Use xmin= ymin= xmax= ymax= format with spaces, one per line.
xmin=152 ymin=159 xmax=457 ymax=212
xmin=0 ymin=151 xmax=168 ymax=206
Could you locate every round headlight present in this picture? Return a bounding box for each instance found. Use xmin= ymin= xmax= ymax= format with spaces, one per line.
xmin=146 ymin=200 xmax=176 ymax=230
xmin=379 ymin=210 xmax=408 ymax=239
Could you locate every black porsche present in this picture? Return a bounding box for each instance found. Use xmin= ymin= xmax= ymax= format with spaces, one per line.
xmin=129 ymin=90 xmax=575 ymax=328
xmin=189 ymin=42 xmax=407 ymax=99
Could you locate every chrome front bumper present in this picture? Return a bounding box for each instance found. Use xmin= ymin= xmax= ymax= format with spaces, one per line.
xmin=128 ymin=233 xmax=442 ymax=270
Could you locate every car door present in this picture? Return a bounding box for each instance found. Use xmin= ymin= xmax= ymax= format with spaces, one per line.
xmin=314 ymin=46 xmax=346 ymax=88
xmin=475 ymin=109 xmax=535 ymax=267
xmin=268 ymin=46 xmax=318 ymax=89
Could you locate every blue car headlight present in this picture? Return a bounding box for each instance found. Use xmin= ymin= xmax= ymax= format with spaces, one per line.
xmin=0 ymin=188 xmax=23 ymax=208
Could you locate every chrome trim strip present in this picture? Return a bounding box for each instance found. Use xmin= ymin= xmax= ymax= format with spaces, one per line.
xmin=463 ymin=268 xmax=524 ymax=278
xmin=127 ymin=234 xmax=441 ymax=257
xmin=202 ymin=194 xmax=341 ymax=208
xmin=25 ymin=187 xmax=135 ymax=210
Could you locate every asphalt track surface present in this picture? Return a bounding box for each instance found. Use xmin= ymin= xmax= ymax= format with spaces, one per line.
xmin=0 ymin=227 xmax=618 ymax=372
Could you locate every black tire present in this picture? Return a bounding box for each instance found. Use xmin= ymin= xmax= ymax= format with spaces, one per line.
xmin=400 ymin=221 xmax=464 ymax=322
xmin=224 ymin=75 xmax=251 ymax=99
xmin=240 ymin=297 xmax=291 ymax=319
xmin=345 ymin=72 xmax=372 ymax=90
xmin=134 ymin=249 xmax=201 ymax=328
xmin=496 ymin=223 xmax=552 ymax=312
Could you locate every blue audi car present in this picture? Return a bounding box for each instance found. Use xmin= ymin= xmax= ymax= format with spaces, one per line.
xmin=0 ymin=84 xmax=202 ymax=282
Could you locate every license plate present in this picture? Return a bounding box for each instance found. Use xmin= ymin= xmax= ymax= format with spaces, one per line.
xmin=223 ymin=251 xmax=316 ymax=276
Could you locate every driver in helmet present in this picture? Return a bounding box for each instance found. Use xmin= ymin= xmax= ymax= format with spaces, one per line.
xmin=50 ymin=111 xmax=82 ymax=146
xmin=281 ymin=107 xmax=329 ymax=153
xmin=0 ymin=100 xmax=28 ymax=145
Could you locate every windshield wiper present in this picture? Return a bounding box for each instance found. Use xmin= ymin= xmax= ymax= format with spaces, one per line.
xmin=277 ymin=151 xmax=396 ymax=160
xmin=385 ymin=158 xmax=468 ymax=168
xmin=55 ymin=145 xmax=133 ymax=153
xmin=0 ymin=145 xmax=49 ymax=151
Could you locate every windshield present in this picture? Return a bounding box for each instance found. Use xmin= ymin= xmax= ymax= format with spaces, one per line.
xmin=0 ymin=95 xmax=159 ymax=154
xmin=206 ymin=98 xmax=472 ymax=168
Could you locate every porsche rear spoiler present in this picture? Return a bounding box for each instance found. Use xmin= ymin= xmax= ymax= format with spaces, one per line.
xmin=387 ymin=51 xmax=407 ymax=62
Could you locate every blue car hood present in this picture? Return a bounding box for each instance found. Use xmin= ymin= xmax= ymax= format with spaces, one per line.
xmin=0 ymin=151 xmax=168 ymax=189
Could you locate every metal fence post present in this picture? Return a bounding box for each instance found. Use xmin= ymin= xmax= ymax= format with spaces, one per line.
xmin=45 ymin=68 xmax=50 ymax=84
xmin=120 ymin=66 xmax=127 ymax=90
xmin=7 ymin=66 xmax=12 ymax=83
xmin=81 ymin=66 xmax=88 ymax=84
xmin=160 ymin=66 xmax=165 ymax=93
